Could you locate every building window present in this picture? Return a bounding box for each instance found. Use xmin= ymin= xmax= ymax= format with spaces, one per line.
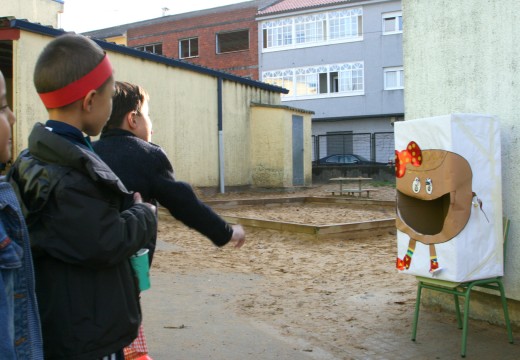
xmin=261 ymin=8 xmax=363 ymax=51
xmin=295 ymin=68 xmax=318 ymax=96
xmin=216 ymin=29 xmax=249 ymax=54
xmin=262 ymin=69 xmax=294 ymax=92
xmin=318 ymin=67 xmax=328 ymax=94
xmin=384 ymin=67 xmax=404 ymax=89
xmin=382 ymin=11 xmax=403 ymax=34
xmin=179 ymin=37 xmax=199 ymax=59
xmin=328 ymin=9 xmax=363 ymax=40
xmin=295 ymin=14 xmax=326 ymax=45
xmin=262 ymin=18 xmax=293 ymax=48
xmin=263 ymin=62 xmax=364 ymax=99
xmin=135 ymin=43 xmax=163 ymax=55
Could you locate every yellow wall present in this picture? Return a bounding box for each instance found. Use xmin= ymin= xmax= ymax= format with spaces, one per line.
xmin=109 ymin=54 xmax=282 ymax=187
xmin=11 ymin=29 xmax=311 ymax=189
xmin=222 ymin=82 xmax=282 ymax=186
xmin=12 ymin=32 xmax=49 ymax=155
xmin=110 ymin=55 xmax=222 ymax=186
xmin=2 ymin=0 xmax=63 ymax=28
xmin=105 ymin=35 xmax=127 ymax=46
xmin=250 ymin=105 xmax=312 ymax=187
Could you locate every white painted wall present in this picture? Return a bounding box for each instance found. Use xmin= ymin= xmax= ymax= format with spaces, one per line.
xmin=403 ymin=0 xmax=520 ymax=299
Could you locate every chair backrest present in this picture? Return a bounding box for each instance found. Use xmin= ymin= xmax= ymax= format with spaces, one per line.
xmin=503 ymin=216 xmax=510 ymax=265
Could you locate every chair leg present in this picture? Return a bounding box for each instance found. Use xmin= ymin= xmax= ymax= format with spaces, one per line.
xmin=461 ymin=288 xmax=473 ymax=358
xmin=412 ymin=281 xmax=423 ymax=341
xmin=497 ymin=281 xmax=514 ymax=344
xmin=454 ymin=293 xmax=462 ymax=329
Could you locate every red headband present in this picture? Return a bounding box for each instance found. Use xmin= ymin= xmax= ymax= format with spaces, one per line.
xmin=38 ymin=54 xmax=113 ymax=109
xmin=395 ymin=141 xmax=422 ymax=178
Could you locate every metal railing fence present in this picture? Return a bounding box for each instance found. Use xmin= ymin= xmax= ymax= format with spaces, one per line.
xmin=312 ymin=132 xmax=394 ymax=164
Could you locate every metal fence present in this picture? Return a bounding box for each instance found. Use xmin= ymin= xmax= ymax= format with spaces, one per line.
xmin=312 ymin=132 xmax=395 ymax=164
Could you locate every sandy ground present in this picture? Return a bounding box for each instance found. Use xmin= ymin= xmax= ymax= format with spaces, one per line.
xmin=150 ymin=184 xmax=423 ymax=357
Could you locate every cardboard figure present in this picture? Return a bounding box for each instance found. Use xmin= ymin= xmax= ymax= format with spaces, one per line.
xmin=395 ymin=142 xmax=474 ymax=273
xmin=394 ymin=114 xmax=502 ymax=282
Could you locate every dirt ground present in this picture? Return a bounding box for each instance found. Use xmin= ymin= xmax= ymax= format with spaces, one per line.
xmin=150 ymin=183 xmax=422 ymax=357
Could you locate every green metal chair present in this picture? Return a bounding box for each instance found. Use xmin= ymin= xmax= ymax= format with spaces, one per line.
xmin=411 ymin=217 xmax=513 ymax=357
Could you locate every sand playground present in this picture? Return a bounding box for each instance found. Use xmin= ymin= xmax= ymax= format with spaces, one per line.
xmin=141 ymin=184 xmax=518 ymax=359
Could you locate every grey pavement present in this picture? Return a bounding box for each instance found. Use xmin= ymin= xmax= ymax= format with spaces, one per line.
xmin=142 ymin=271 xmax=332 ymax=360
xmin=141 ymin=241 xmax=519 ymax=360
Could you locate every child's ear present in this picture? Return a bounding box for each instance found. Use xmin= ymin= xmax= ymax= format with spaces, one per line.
xmin=82 ymin=90 xmax=97 ymax=112
xmin=125 ymin=111 xmax=138 ymax=129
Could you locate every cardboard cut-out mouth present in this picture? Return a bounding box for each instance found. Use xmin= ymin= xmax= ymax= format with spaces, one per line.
xmin=397 ymin=191 xmax=451 ymax=235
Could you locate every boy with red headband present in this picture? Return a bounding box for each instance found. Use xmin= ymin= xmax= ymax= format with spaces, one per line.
xmin=7 ymin=34 xmax=157 ymax=360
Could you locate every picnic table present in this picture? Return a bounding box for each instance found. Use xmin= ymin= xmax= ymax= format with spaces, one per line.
xmin=328 ymin=177 xmax=376 ymax=198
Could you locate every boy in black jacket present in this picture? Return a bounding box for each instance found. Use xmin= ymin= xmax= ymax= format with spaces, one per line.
xmin=8 ymin=34 xmax=157 ymax=360
xmin=93 ymin=81 xmax=245 ymax=262
xmin=94 ymin=82 xmax=245 ymax=358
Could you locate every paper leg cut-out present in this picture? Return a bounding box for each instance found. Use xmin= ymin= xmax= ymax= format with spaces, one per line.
xmin=397 ymin=240 xmax=442 ymax=274
xmin=429 ymin=244 xmax=442 ymax=274
xmin=397 ymin=239 xmax=416 ymax=270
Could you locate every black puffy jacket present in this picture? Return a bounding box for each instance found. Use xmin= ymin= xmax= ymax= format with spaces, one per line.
xmin=8 ymin=123 xmax=157 ymax=360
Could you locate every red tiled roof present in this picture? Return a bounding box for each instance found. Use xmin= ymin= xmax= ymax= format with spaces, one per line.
xmin=258 ymin=0 xmax=358 ymax=15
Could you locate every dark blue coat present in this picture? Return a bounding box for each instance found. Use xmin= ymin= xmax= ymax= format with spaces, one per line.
xmin=93 ymin=129 xmax=233 ymax=263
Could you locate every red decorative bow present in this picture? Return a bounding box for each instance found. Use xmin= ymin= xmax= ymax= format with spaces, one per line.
xmin=395 ymin=141 xmax=422 ymax=178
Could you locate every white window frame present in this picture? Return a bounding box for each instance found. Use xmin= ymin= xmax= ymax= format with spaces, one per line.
xmin=262 ymin=18 xmax=293 ymax=49
xmin=328 ymin=8 xmax=363 ymax=40
xmin=382 ymin=11 xmax=403 ymax=35
xmin=261 ymin=7 xmax=363 ymax=53
xmin=263 ymin=62 xmax=364 ymax=100
xmin=295 ymin=68 xmax=318 ymax=96
xmin=135 ymin=43 xmax=163 ymax=55
xmin=384 ymin=66 xmax=404 ymax=90
xmin=179 ymin=37 xmax=199 ymax=59
xmin=294 ymin=14 xmax=326 ymax=45
xmin=262 ymin=69 xmax=294 ymax=94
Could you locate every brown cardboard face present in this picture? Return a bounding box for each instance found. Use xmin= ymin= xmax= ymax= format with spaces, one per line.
xmin=396 ymin=150 xmax=473 ymax=244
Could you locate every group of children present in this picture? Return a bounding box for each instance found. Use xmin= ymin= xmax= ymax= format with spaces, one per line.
xmin=1 ymin=33 xmax=245 ymax=359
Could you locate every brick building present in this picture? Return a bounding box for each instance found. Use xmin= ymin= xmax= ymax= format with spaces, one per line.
xmin=85 ymin=1 xmax=276 ymax=80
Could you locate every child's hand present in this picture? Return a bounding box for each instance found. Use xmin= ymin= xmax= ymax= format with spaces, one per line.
xmin=133 ymin=192 xmax=156 ymax=213
xmin=229 ymin=224 xmax=245 ymax=248
xmin=133 ymin=192 xmax=143 ymax=204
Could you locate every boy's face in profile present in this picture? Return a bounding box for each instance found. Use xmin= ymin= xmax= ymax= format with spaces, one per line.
xmin=85 ymin=76 xmax=116 ymax=137
xmin=134 ymin=99 xmax=153 ymax=142
xmin=0 ymin=72 xmax=16 ymax=163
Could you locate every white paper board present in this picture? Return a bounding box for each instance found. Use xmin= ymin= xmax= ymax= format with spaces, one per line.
xmin=395 ymin=114 xmax=502 ymax=282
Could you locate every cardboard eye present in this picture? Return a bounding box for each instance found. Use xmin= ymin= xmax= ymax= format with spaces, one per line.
xmin=412 ymin=177 xmax=421 ymax=193
xmin=425 ymin=178 xmax=433 ymax=194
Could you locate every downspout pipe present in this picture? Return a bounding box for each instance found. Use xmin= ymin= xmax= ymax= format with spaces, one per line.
xmin=217 ymin=77 xmax=225 ymax=193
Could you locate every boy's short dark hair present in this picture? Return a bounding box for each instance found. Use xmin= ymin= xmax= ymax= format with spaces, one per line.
xmin=33 ymin=34 xmax=105 ymax=94
xmin=104 ymin=81 xmax=149 ymax=130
